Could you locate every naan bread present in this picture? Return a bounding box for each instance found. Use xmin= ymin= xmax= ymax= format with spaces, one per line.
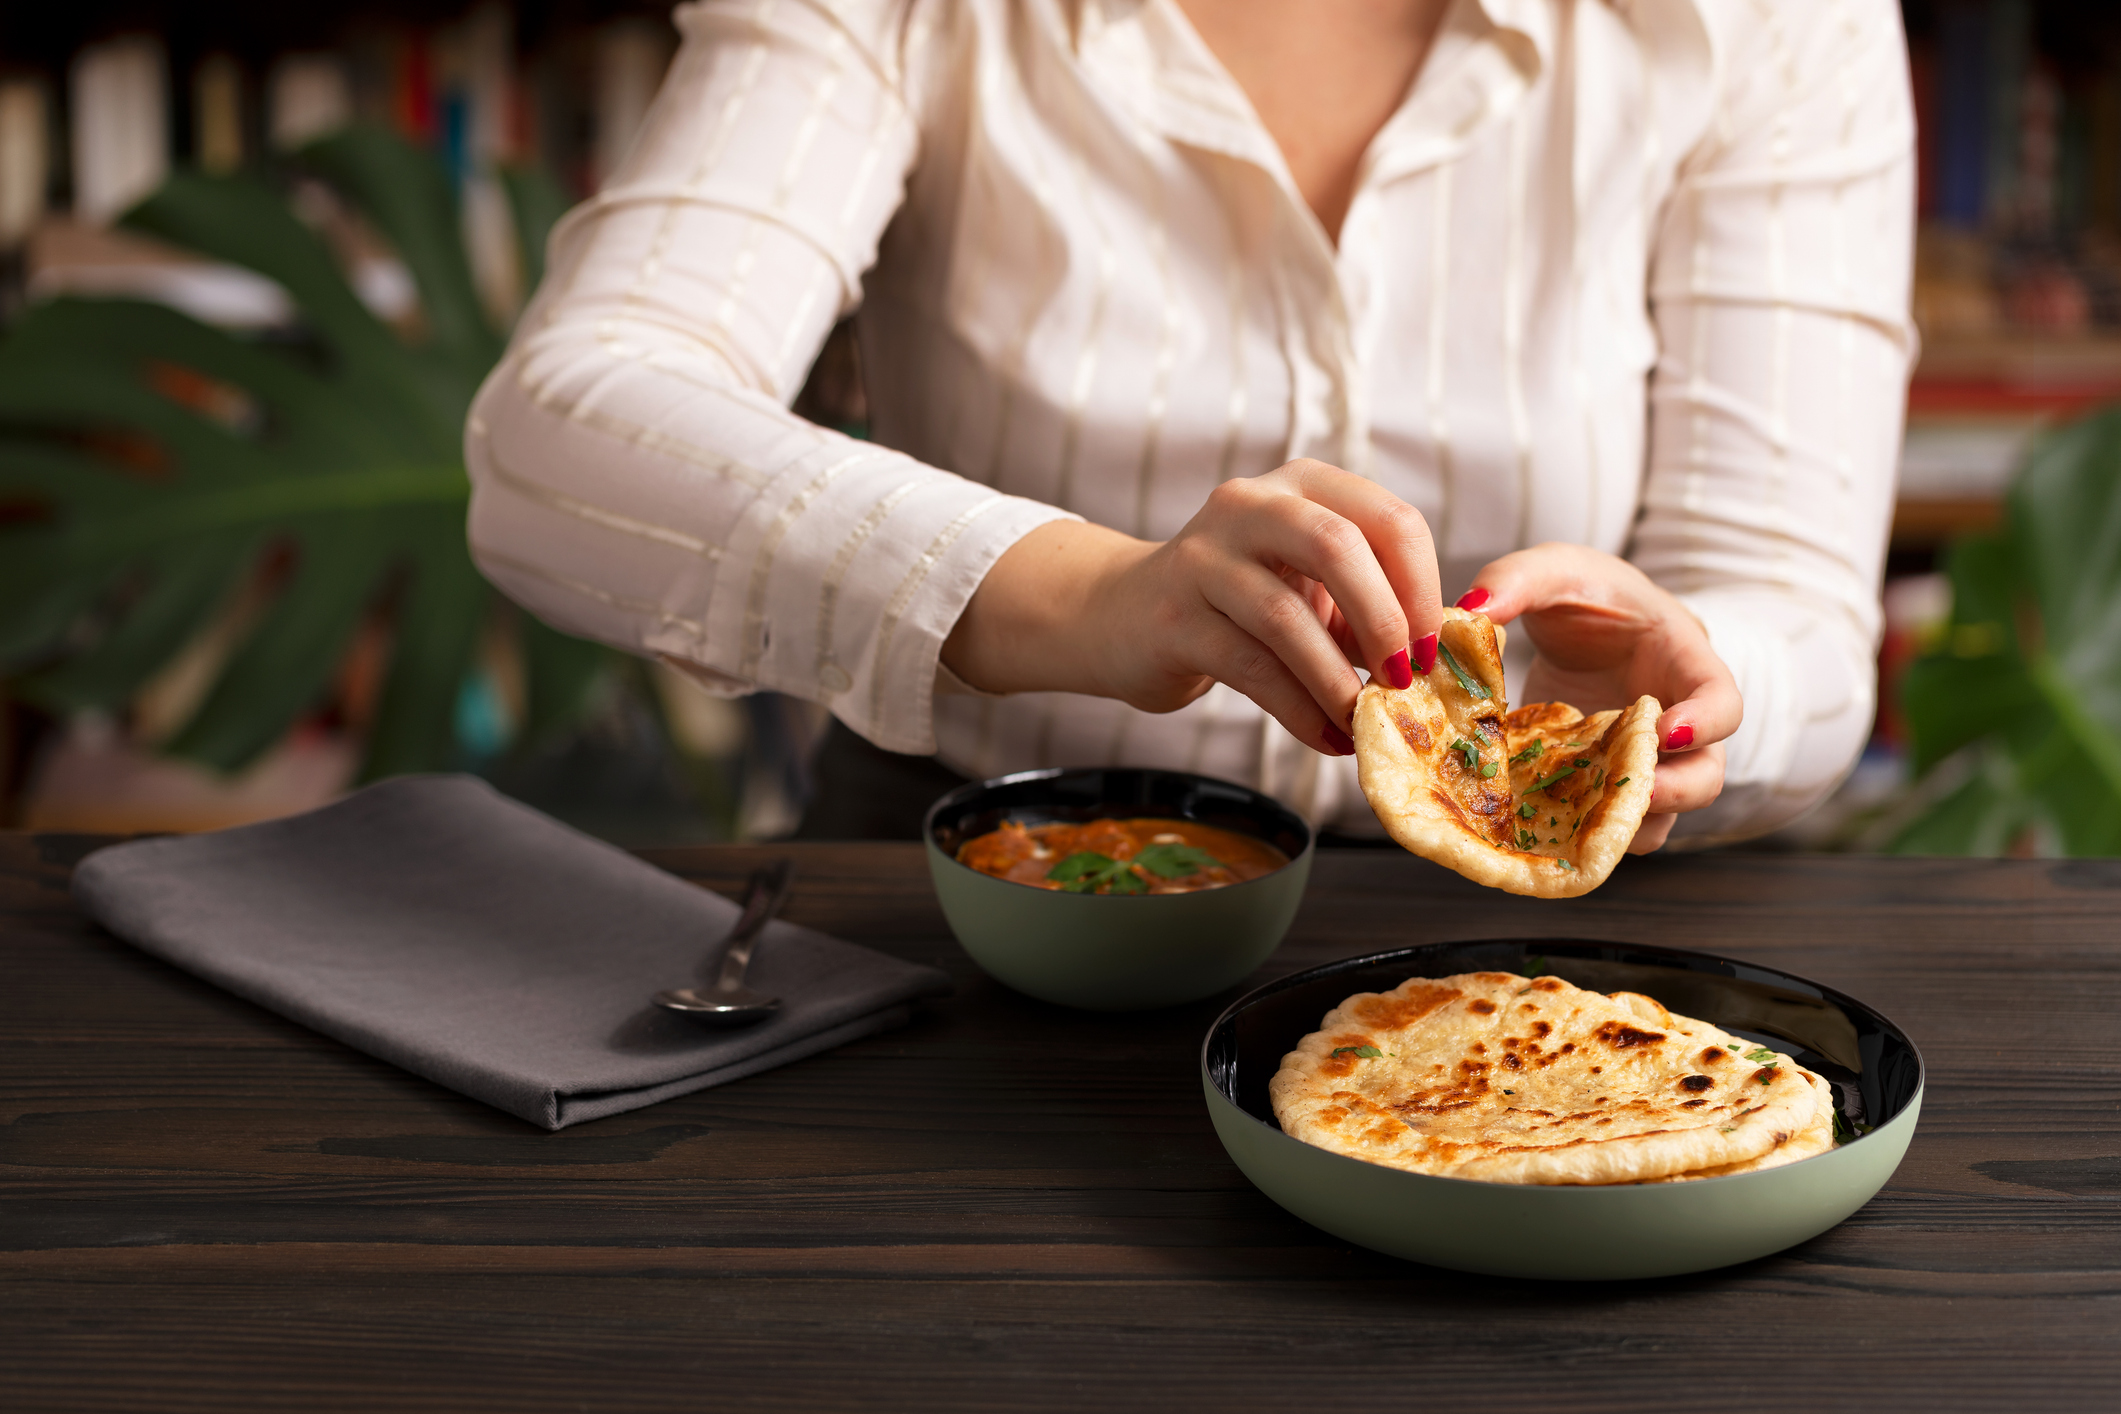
xmin=1634 ymin=1069 xmax=1835 ymax=1183
xmin=1352 ymin=608 xmax=1660 ymax=898
xmin=1269 ymin=971 xmax=1829 ymax=1186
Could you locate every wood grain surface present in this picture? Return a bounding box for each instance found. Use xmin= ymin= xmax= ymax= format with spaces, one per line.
xmin=3 ymin=833 xmax=2118 ymax=1412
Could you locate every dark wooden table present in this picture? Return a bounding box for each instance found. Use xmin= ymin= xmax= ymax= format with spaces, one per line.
xmin=4 ymin=834 xmax=2119 ymax=1412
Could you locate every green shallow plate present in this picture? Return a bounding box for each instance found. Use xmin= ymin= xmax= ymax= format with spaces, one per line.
xmin=1201 ymin=939 xmax=1924 ymax=1280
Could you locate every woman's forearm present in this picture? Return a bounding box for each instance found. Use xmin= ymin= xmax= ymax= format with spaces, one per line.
xmin=940 ymin=521 xmax=1152 ymax=698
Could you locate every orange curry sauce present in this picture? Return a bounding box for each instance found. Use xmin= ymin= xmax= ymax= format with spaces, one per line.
xmin=956 ymin=818 xmax=1288 ymax=893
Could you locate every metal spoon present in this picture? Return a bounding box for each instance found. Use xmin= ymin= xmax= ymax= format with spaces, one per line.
xmin=653 ymin=859 xmax=794 ymax=1024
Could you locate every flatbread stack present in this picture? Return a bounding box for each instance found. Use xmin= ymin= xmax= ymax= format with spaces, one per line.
xmin=1270 ymin=971 xmax=1836 ymax=1185
xmin=1352 ymin=608 xmax=1661 ymax=898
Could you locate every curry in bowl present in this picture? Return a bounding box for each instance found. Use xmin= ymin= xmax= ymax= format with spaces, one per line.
xmin=955 ymin=817 xmax=1289 ymax=894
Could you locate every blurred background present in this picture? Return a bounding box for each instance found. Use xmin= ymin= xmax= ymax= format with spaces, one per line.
xmin=0 ymin=0 xmax=2118 ymax=856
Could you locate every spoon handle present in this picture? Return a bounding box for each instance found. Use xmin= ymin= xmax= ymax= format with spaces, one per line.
xmin=716 ymin=859 xmax=795 ymax=989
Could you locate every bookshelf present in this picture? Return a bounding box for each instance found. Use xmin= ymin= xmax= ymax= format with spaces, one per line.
xmin=1900 ymin=0 xmax=2121 ymax=550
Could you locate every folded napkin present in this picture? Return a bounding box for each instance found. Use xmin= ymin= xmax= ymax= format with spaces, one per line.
xmin=71 ymin=774 xmax=952 ymax=1129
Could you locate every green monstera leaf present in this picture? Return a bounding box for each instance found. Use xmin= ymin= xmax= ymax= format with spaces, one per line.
xmin=1894 ymin=407 xmax=2121 ymax=856
xmin=0 ymin=125 xmax=609 ymax=779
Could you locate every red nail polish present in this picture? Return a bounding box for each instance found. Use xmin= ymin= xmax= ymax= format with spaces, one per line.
xmin=1383 ymin=648 xmax=1413 ymax=690
xmin=1413 ymin=633 xmax=1438 ymax=675
xmin=1665 ymin=724 xmax=1695 ymax=751
xmin=1323 ymin=724 xmax=1355 ymax=756
xmin=1456 ymin=587 xmax=1491 ymax=612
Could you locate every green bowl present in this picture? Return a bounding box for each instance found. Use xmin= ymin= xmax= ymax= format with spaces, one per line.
xmin=924 ymin=767 xmax=1315 ymax=1010
xmin=1202 ymin=939 xmax=1924 ymax=1279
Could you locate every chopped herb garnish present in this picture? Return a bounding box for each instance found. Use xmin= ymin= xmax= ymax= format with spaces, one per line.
xmin=1614 ymin=776 xmax=1630 ymax=788
xmin=1573 ymin=757 xmax=1592 ymax=769
xmin=1548 ymin=816 xmax=1558 ymax=827
xmin=1448 ymin=737 xmax=1481 ymax=773
xmin=1517 ymin=828 xmax=1537 ymax=849
xmin=1530 ymin=765 xmax=1576 ymax=793
xmin=1831 ymin=1110 xmax=1855 ymax=1146
xmin=1501 ymin=1089 xmax=1514 ymax=1095
xmin=1332 ymin=1045 xmax=1384 ymax=1060
xmin=1556 ymin=859 xmax=1574 ymax=870
xmin=1045 ymin=851 xmax=1147 ymax=895
xmin=1743 ymin=1046 xmax=1778 ymax=1065
xmin=1479 ymin=762 xmax=1499 ymax=778
xmin=1517 ymin=802 xmax=1537 ymax=818
xmin=1523 ymin=955 xmax=1547 ymax=976
xmin=1510 ymin=739 xmax=1545 ymax=765
xmin=1132 ymin=842 xmax=1224 ymax=879
xmin=1436 ymin=642 xmax=1491 ymax=700
xmin=1047 ymin=852 xmax=1112 ymax=885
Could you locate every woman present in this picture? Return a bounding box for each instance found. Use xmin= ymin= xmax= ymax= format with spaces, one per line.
xmin=467 ymin=0 xmax=1913 ymax=848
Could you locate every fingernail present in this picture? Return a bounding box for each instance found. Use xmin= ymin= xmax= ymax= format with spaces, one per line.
xmin=1413 ymin=632 xmax=1438 ymax=675
xmin=1322 ymin=725 xmax=1355 ymax=756
xmin=1665 ymin=724 xmax=1695 ymax=751
xmin=1383 ymin=648 xmax=1413 ymax=690
xmin=1456 ymin=587 xmax=1491 ymax=611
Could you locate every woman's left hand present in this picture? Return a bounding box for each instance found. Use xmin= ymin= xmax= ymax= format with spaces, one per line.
xmin=1457 ymin=544 xmax=1741 ymax=854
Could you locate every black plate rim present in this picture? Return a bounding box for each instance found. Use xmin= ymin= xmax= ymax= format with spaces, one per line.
xmin=1201 ymin=936 xmax=1927 ymax=1189
xmin=921 ymin=764 xmax=1317 ymax=897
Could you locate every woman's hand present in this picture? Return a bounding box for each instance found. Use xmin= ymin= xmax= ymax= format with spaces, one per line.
xmin=942 ymin=459 xmax=1443 ymax=755
xmin=1459 ymin=543 xmax=1740 ymax=853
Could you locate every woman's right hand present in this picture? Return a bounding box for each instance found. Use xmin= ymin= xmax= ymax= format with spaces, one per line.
xmin=942 ymin=459 xmax=1444 ymax=755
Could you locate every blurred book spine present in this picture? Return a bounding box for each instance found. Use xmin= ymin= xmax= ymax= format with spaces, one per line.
xmin=70 ymin=36 xmax=168 ymax=227
xmin=0 ymin=79 xmax=49 ymax=251
xmin=193 ymin=55 xmax=245 ymax=176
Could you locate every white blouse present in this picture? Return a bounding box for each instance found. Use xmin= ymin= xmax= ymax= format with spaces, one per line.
xmin=466 ymin=0 xmax=1914 ymax=842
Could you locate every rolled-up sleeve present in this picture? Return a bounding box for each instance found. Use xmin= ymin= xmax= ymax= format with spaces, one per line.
xmin=1635 ymin=0 xmax=1915 ymax=844
xmin=465 ymin=0 xmax=1070 ymax=754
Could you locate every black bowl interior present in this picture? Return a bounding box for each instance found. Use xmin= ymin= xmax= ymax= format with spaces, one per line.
xmin=1206 ymin=939 xmax=1924 ymax=1145
xmin=926 ymin=767 xmax=1313 ymax=865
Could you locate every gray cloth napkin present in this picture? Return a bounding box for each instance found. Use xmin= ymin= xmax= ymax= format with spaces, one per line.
xmin=71 ymin=774 xmax=952 ymax=1129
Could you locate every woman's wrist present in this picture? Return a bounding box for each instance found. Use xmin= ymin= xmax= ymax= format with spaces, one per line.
xmin=941 ymin=520 xmax=1154 ymax=697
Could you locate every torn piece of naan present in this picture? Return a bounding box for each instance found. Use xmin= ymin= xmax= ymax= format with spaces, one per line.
xmin=1352 ymin=608 xmax=1660 ymax=898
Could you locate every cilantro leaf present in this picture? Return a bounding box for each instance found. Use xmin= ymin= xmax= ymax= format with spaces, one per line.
xmin=1530 ymin=766 xmax=1576 ymax=793
xmin=1047 ymin=852 xmax=1115 ymax=884
xmin=1132 ymin=842 xmax=1224 ymax=878
xmin=1331 ymin=1045 xmax=1384 ymax=1060
xmin=1448 ymin=737 xmax=1481 ymax=773
xmin=1436 ymin=641 xmax=1492 ymax=700
xmin=1047 ymin=851 xmax=1150 ymax=894
xmin=1105 ymin=866 xmax=1149 ymax=895
xmin=1510 ymin=739 xmax=1545 ymax=765
xmin=1517 ymin=802 xmax=1536 ymax=818
xmin=1517 ymin=828 xmax=1537 ymax=849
